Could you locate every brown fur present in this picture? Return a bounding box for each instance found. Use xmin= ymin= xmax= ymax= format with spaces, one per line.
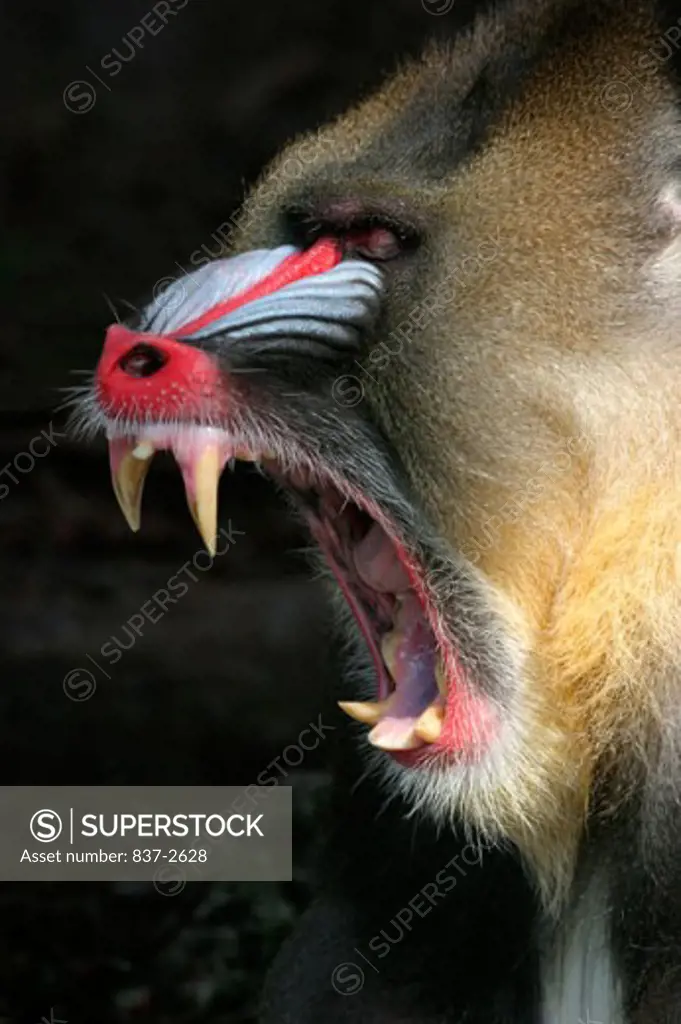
xmin=236 ymin=0 xmax=681 ymax=907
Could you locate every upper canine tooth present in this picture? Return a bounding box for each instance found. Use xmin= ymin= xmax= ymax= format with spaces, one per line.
xmin=109 ymin=437 xmax=153 ymax=533
xmin=413 ymin=703 xmax=445 ymax=744
xmin=337 ymin=699 xmax=390 ymax=726
xmin=185 ymin=444 xmax=221 ymax=556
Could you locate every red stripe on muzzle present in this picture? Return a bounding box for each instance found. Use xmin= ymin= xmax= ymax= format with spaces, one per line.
xmin=174 ymin=237 xmax=343 ymax=337
xmin=94 ymin=238 xmax=343 ymax=421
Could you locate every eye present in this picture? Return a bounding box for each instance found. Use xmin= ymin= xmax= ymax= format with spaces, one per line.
xmin=318 ymin=219 xmax=419 ymax=262
xmin=284 ymin=206 xmax=420 ymax=263
xmin=342 ymin=226 xmax=403 ymax=261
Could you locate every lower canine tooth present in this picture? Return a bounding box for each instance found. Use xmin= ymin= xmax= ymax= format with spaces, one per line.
xmin=338 ymin=700 xmax=390 ymax=726
xmin=414 ymin=704 xmax=444 ymax=744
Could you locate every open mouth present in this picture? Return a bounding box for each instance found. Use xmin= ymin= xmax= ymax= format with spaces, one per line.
xmin=84 ymin=239 xmax=496 ymax=765
xmin=106 ymin=422 xmax=489 ymax=759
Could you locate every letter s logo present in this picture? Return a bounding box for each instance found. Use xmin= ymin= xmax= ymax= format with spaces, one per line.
xmin=30 ymin=809 xmax=63 ymax=842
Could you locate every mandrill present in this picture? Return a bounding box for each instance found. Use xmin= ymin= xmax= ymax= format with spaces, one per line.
xmin=76 ymin=0 xmax=681 ymax=1020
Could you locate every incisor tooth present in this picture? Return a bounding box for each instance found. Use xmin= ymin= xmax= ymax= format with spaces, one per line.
xmin=132 ymin=441 xmax=155 ymax=460
xmin=414 ymin=703 xmax=444 ymax=744
xmin=337 ymin=699 xmax=390 ymax=726
xmin=234 ymin=447 xmax=255 ymax=461
xmin=188 ymin=444 xmax=220 ymax=556
xmin=112 ymin=448 xmax=153 ymax=532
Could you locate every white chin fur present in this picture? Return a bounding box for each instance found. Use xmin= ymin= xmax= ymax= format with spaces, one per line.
xmin=540 ymin=873 xmax=623 ymax=1024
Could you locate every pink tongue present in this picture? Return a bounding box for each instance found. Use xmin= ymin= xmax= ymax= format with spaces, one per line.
xmin=369 ymin=595 xmax=440 ymax=751
xmin=353 ymin=522 xmax=410 ymax=593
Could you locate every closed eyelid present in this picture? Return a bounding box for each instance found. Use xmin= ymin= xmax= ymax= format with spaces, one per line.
xmin=283 ymin=205 xmax=421 ymax=261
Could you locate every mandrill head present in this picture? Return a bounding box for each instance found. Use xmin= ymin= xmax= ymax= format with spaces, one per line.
xmin=76 ymin=0 xmax=681 ymax=910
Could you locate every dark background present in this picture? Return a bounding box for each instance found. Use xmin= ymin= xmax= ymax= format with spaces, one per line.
xmin=1 ymin=1 xmax=476 ymax=1020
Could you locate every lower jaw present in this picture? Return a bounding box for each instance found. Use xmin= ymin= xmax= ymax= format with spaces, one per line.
xmin=297 ymin=501 xmax=497 ymax=764
xmin=375 ymin=685 xmax=498 ymax=768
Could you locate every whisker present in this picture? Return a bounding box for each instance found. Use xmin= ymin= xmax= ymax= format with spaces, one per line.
xmin=102 ymin=292 xmax=121 ymax=323
xmin=118 ymin=297 xmax=143 ymax=318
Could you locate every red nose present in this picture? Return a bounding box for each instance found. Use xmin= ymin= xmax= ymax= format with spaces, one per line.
xmin=95 ymin=324 xmax=223 ymax=421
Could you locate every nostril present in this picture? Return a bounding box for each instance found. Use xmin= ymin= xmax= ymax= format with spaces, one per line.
xmin=117 ymin=343 xmax=169 ymax=379
xmin=97 ymin=325 xmax=223 ymax=421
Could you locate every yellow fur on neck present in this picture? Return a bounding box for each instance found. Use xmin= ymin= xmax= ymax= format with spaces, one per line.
xmin=472 ymin=417 xmax=681 ymax=907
